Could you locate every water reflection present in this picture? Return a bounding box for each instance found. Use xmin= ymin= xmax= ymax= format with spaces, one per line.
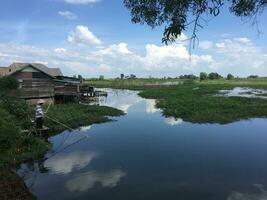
xmin=227 ymin=184 xmax=267 ymax=200
xmin=98 ymin=88 xmax=142 ymax=113
xmin=217 ymin=87 xmax=267 ymax=99
xmin=146 ymin=99 xmax=159 ymax=113
xmin=66 ymin=170 xmax=126 ymax=192
xmin=79 ymin=125 xmax=92 ymax=132
xmin=164 ymin=117 xmax=183 ymax=126
xmin=18 ymin=89 xmax=267 ymax=200
xmin=45 ymin=151 xmax=98 ymax=175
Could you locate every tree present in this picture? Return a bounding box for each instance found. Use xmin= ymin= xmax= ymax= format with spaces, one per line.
xmin=248 ymin=75 xmax=259 ymax=78
xmin=121 ymin=74 xmax=124 ymax=79
xmin=179 ymin=74 xmax=198 ymax=79
xmin=208 ymin=72 xmax=222 ymax=80
xmin=227 ymin=73 xmax=234 ymax=80
xmin=99 ymin=75 xmax=104 ymax=80
xmin=78 ymin=75 xmax=83 ymax=83
xmin=200 ymin=72 xmax=208 ymax=81
xmin=130 ymin=74 xmax=137 ymax=79
xmin=124 ymin=0 xmax=266 ymax=45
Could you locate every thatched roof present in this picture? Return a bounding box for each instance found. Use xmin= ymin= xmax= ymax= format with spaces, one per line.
xmin=0 ymin=63 xmax=63 ymax=77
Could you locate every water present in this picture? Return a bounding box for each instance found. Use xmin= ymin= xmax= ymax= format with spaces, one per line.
xmin=217 ymin=87 xmax=267 ymax=99
xmin=18 ymin=89 xmax=267 ymax=200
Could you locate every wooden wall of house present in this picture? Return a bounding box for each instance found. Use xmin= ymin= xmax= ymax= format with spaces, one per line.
xmin=11 ymin=67 xmax=55 ymax=99
xmin=54 ymin=82 xmax=79 ymax=96
xmin=19 ymin=79 xmax=55 ymax=99
xmin=10 ymin=66 xmax=80 ymax=101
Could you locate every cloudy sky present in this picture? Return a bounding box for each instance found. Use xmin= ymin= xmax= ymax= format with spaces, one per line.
xmin=0 ymin=0 xmax=266 ymax=78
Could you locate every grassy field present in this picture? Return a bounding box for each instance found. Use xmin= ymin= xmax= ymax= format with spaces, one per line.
xmin=198 ymin=78 xmax=267 ymax=87
xmin=86 ymin=77 xmax=267 ymax=89
xmin=85 ymin=78 xmax=185 ymax=89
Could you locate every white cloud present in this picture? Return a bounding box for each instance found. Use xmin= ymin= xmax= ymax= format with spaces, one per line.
xmin=33 ymin=61 xmax=48 ymax=65
xmin=145 ymin=44 xmax=189 ymax=61
xmin=58 ymin=11 xmax=78 ymax=20
xmin=96 ymin=43 xmax=132 ymax=56
xmin=66 ymin=170 xmax=126 ymax=192
xmin=199 ymin=40 xmax=213 ymax=49
xmin=214 ymin=37 xmax=267 ymax=75
xmin=177 ymin=33 xmax=188 ymax=41
xmin=234 ymin=37 xmax=251 ymax=44
xmin=0 ymin=35 xmax=266 ymax=78
xmin=99 ymin=64 xmax=111 ymax=72
xmin=68 ymin=25 xmax=102 ymax=46
xmin=54 ymin=48 xmax=67 ymax=53
xmin=64 ymin=0 xmax=100 ymax=4
xmin=45 ymin=151 xmax=98 ymax=174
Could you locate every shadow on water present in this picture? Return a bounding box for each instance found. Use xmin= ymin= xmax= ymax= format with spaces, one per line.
xmin=17 ymin=89 xmax=267 ymax=200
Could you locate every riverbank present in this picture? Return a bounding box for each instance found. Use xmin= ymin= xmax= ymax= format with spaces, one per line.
xmin=1 ymin=103 xmax=123 ymax=200
xmin=0 ymin=77 xmax=124 ymax=200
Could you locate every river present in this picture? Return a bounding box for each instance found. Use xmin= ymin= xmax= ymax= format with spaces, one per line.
xmin=18 ymin=89 xmax=267 ymax=200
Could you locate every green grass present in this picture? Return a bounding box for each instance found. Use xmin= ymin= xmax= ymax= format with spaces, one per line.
xmin=86 ymin=77 xmax=267 ymax=89
xmin=85 ymin=78 xmax=185 ymax=89
xmin=197 ymin=78 xmax=267 ymax=87
xmin=44 ymin=103 xmax=124 ymax=135
xmin=139 ymin=83 xmax=267 ymax=124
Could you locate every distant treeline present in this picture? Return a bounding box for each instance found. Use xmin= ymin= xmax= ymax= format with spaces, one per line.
xmin=179 ymin=73 xmax=262 ymax=80
xmin=92 ymin=73 xmax=262 ymax=81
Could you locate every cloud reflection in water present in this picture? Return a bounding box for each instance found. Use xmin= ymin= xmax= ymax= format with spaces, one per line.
xmin=99 ymin=89 xmax=142 ymax=113
xmin=66 ymin=169 xmax=126 ymax=192
xmin=164 ymin=117 xmax=183 ymax=126
xmin=45 ymin=151 xmax=98 ymax=175
xmin=227 ymin=184 xmax=267 ymax=200
xmin=146 ymin=99 xmax=159 ymax=113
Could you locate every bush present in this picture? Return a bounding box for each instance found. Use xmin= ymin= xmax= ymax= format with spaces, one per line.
xmin=248 ymin=75 xmax=258 ymax=79
xmin=200 ymin=72 xmax=208 ymax=81
xmin=179 ymin=74 xmax=198 ymax=80
xmin=0 ymin=76 xmax=18 ymax=94
xmin=0 ymin=108 xmax=19 ymax=151
xmin=208 ymin=72 xmax=222 ymax=80
xmin=227 ymin=73 xmax=234 ymax=80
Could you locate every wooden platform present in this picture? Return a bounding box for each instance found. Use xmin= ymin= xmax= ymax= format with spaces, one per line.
xmin=95 ymin=91 xmax=108 ymax=97
xmin=36 ymin=126 xmax=50 ymax=137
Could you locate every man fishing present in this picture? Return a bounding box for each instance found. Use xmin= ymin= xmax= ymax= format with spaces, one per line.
xmin=36 ymin=99 xmax=45 ymax=129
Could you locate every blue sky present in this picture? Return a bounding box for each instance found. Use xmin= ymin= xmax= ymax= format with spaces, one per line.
xmin=0 ymin=0 xmax=266 ymax=78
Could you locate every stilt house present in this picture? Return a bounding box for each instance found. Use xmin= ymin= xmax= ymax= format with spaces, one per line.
xmin=0 ymin=63 xmax=81 ymax=103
